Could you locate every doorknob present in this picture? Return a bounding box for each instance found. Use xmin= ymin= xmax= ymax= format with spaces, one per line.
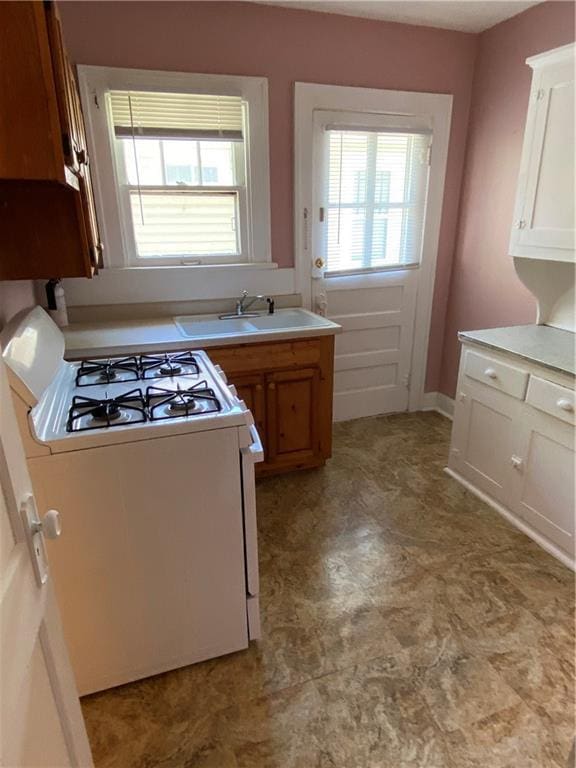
xmin=20 ymin=494 xmax=61 ymax=586
xmin=30 ymin=509 xmax=62 ymax=540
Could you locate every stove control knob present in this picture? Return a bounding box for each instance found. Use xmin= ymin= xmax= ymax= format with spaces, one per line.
xmin=31 ymin=509 xmax=62 ymax=540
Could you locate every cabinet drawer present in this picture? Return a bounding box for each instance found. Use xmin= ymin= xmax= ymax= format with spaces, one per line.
xmin=463 ymin=350 xmax=529 ymax=400
xmin=526 ymin=376 xmax=575 ymax=425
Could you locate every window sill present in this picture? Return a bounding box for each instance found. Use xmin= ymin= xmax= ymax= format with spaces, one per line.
xmin=122 ymin=261 xmax=279 ymax=272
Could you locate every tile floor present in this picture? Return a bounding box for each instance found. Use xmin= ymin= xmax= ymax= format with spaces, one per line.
xmin=81 ymin=412 xmax=575 ymax=768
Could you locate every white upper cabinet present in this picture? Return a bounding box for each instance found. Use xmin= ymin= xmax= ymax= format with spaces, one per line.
xmin=510 ymin=43 xmax=575 ymax=262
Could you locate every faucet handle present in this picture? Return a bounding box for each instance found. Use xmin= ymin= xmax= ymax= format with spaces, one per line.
xmin=241 ymin=289 xmax=248 ymax=298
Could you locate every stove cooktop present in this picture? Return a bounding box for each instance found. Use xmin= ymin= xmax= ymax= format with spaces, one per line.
xmin=66 ymin=379 xmax=223 ymax=432
xmin=75 ymin=351 xmax=201 ymax=387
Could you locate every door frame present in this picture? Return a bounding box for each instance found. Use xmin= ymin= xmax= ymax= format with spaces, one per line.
xmin=294 ymin=82 xmax=452 ymax=411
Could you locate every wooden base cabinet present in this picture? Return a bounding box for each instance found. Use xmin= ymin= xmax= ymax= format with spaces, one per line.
xmin=449 ymin=343 xmax=575 ymax=567
xmin=209 ymin=336 xmax=334 ymax=476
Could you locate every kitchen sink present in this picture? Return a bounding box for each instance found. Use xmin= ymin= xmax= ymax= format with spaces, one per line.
xmin=174 ymin=309 xmax=333 ymax=339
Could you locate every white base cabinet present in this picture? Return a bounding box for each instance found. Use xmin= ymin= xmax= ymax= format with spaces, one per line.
xmin=449 ymin=343 xmax=575 ymax=568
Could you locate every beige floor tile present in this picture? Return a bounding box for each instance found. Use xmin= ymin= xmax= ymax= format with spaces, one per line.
xmin=81 ymin=413 xmax=575 ymax=768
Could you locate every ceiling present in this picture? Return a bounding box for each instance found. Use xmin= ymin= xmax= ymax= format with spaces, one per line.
xmin=253 ymin=1 xmax=543 ymax=33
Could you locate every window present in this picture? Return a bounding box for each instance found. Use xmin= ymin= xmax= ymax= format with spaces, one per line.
xmin=76 ymin=68 xmax=271 ymax=270
xmin=111 ymin=91 xmax=246 ymax=264
xmin=322 ymin=128 xmax=431 ymax=274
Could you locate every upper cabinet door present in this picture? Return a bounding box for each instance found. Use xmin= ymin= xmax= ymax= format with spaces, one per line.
xmin=510 ymin=43 xmax=575 ymax=262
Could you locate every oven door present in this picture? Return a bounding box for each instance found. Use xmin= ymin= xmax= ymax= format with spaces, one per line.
xmin=240 ymin=423 xmax=263 ymax=639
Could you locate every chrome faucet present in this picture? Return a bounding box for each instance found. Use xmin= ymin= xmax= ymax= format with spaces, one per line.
xmin=219 ymin=291 xmax=275 ymax=320
xmin=236 ymin=290 xmax=264 ymax=316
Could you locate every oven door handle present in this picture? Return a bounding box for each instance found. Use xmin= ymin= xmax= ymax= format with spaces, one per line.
xmin=242 ymin=423 xmax=264 ymax=463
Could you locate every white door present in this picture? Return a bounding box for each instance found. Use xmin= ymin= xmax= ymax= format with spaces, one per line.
xmin=295 ymin=85 xmax=453 ymax=422
xmin=0 ymin=355 xmax=93 ymax=768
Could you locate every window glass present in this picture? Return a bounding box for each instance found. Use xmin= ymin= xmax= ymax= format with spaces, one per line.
xmin=324 ymin=129 xmax=430 ymax=273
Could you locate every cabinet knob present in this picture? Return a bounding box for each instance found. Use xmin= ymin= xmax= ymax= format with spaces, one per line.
xmin=255 ymin=384 xmax=263 ymax=392
xmin=556 ymin=398 xmax=573 ymax=413
xmin=268 ymin=382 xmax=276 ymax=391
xmin=510 ymin=455 xmax=524 ymax=471
xmin=484 ymin=368 xmax=498 ymax=380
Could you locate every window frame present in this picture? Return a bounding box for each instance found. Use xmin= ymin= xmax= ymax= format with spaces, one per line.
xmin=77 ymin=66 xmax=271 ymax=269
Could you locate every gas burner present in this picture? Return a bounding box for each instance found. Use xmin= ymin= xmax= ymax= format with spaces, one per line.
xmin=92 ymin=402 xmax=122 ymax=422
xmin=76 ymin=357 xmax=140 ymax=387
xmin=67 ymin=390 xmax=147 ymax=432
xmin=146 ymin=381 xmax=222 ymax=421
xmin=140 ymin=351 xmax=200 ymax=380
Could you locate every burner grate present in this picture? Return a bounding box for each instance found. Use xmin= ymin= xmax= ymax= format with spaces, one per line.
xmin=139 ymin=351 xmax=200 ymax=380
xmin=146 ymin=381 xmax=222 ymax=421
xmin=76 ymin=356 xmax=140 ymax=387
xmin=67 ymin=389 xmax=147 ymax=432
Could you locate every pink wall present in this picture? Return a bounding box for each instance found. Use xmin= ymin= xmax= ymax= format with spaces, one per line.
xmin=439 ymin=1 xmax=575 ymax=398
xmin=59 ymin=0 xmax=478 ymax=392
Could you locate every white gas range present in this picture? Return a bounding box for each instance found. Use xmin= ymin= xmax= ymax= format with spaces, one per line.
xmin=2 ymin=307 xmax=263 ymax=695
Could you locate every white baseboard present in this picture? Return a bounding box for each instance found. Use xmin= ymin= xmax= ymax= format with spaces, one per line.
xmin=421 ymin=391 xmax=455 ymax=420
xmin=444 ymin=467 xmax=575 ymax=571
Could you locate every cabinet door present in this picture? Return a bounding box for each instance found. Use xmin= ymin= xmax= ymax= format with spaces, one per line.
xmin=44 ymin=2 xmax=81 ymax=177
xmin=510 ymin=406 xmax=575 ymax=556
xmin=449 ymin=381 xmax=522 ymax=506
xmin=266 ymin=368 xmax=321 ymax=468
xmin=510 ymin=49 xmax=575 ymax=261
xmin=232 ymin=373 xmax=266 ymax=453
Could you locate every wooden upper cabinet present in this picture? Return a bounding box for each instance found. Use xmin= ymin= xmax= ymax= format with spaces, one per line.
xmin=0 ymin=1 xmax=102 ymax=279
xmin=0 ymin=2 xmax=72 ymax=185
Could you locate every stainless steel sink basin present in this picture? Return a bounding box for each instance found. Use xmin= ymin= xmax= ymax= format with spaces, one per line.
xmin=174 ymin=309 xmax=333 ymax=339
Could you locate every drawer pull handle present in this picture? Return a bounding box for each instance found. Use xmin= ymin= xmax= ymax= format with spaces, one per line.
xmin=510 ymin=455 xmax=523 ymax=471
xmin=556 ymin=398 xmax=573 ymax=413
xmin=484 ymin=368 xmax=498 ymax=380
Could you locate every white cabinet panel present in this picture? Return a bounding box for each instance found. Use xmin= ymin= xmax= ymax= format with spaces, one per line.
xmin=510 ymin=43 xmax=575 ymax=262
xmin=463 ymin=349 xmax=529 ymax=399
xmin=526 ymin=375 xmax=575 ymax=425
xmin=450 ymin=382 xmax=521 ymax=506
xmin=512 ymin=407 xmax=575 ymax=555
xmin=449 ymin=341 xmax=575 ymax=566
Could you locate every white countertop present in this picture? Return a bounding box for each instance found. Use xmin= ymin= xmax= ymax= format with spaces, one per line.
xmin=64 ymin=308 xmax=341 ymax=360
xmin=459 ymin=324 xmax=575 ymax=377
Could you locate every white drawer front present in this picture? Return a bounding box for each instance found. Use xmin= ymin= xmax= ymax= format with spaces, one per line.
xmin=463 ymin=350 xmax=529 ymax=400
xmin=526 ymin=376 xmax=576 ymax=425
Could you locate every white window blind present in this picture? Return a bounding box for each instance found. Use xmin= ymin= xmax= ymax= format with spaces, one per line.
xmin=109 ymin=90 xmax=246 ymax=263
xmin=323 ymin=128 xmax=431 ymax=274
xmin=109 ymin=91 xmax=244 ymax=139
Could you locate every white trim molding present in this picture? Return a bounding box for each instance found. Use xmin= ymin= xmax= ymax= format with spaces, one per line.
xmin=67 ymin=66 xmax=273 ymax=306
xmin=294 ymin=82 xmax=453 ymax=413
xmin=422 ymin=391 xmax=455 ymax=419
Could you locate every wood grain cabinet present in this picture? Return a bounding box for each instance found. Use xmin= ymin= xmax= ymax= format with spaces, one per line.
xmin=209 ymin=337 xmax=334 ymax=476
xmin=0 ymin=1 xmax=102 ymax=280
xmin=449 ymin=344 xmax=575 ymax=564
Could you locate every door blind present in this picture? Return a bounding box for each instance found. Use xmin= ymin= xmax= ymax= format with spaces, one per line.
xmin=324 ymin=128 xmax=430 ymax=274
xmin=109 ymin=91 xmax=244 ymax=140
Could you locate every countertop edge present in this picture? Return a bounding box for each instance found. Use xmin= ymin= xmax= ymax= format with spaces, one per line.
xmin=64 ymin=323 xmax=340 ymax=360
xmin=458 ymin=329 xmax=575 ymax=378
